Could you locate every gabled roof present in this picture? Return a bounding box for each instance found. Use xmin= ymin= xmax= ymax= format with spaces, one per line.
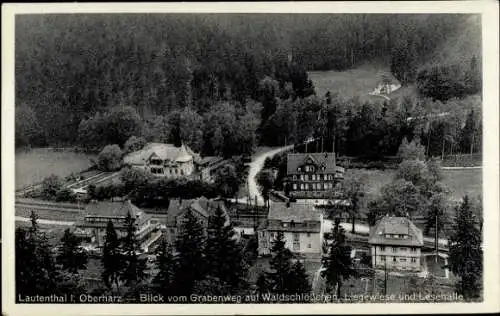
xmin=166 ymin=197 xmax=229 ymax=226
xmin=268 ymin=202 xmax=321 ymax=222
xmin=84 ymin=200 xmax=142 ymax=218
xmin=124 ymin=143 xmax=199 ymax=165
xmin=368 ymin=216 xmax=424 ymax=247
xmin=286 ymin=153 xmax=344 ymax=175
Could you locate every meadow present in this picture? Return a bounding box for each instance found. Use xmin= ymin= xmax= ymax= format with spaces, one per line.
xmin=15 ymin=148 xmax=96 ymax=189
xmin=308 ymin=63 xmax=401 ymax=101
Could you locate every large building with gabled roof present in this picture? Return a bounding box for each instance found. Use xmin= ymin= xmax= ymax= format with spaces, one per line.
xmin=284 ymin=152 xmax=345 ymax=199
xmin=257 ymin=202 xmax=324 ymax=259
xmin=73 ymin=200 xmax=161 ymax=252
xmin=368 ymin=216 xmax=424 ymax=271
xmin=123 ymin=142 xmax=200 ymax=179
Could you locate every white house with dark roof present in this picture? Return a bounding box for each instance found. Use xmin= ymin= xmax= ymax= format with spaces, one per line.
xmin=257 ymin=202 xmax=324 ymax=258
xmin=368 ymin=216 xmax=424 ymax=271
xmin=74 ymin=200 xmax=161 ymax=252
xmin=123 ymin=142 xmax=200 ymax=178
xmin=285 ymin=152 xmax=345 ymax=199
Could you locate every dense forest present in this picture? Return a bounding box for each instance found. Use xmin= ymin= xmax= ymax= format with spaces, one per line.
xmin=15 ymin=14 xmax=481 ymax=157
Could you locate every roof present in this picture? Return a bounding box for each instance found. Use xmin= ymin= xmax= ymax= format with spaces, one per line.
xmin=368 ymin=216 xmax=424 ymax=247
xmin=84 ymin=200 xmax=142 ymax=218
xmin=166 ymin=197 xmax=229 ymax=226
xmin=286 ymin=153 xmax=344 ymax=175
xmin=198 ymin=156 xmax=224 ymax=167
xmin=123 ymin=143 xmax=198 ymax=165
xmin=268 ymin=202 xmax=321 ymax=223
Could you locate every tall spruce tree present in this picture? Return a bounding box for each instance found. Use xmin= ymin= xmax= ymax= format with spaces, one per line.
xmin=56 ymin=228 xmax=88 ymax=274
xmin=172 ymin=210 xmax=207 ymax=296
xmin=265 ymin=231 xmax=310 ymax=295
xmin=205 ymin=205 xmax=246 ymax=291
xmin=16 ymin=211 xmax=58 ymax=298
xmin=120 ymin=211 xmax=147 ymax=287
xmin=101 ymin=220 xmax=123 ymax=292
xmin=152 ymin=239 xmax=175 ymax=296
xmin=448 ymin=195 xmax=483 ymax=300
xmin=321 ymin=218 xmax=355 ymax=297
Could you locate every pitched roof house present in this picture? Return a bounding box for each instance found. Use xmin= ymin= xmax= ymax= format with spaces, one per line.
xmin=368 ymin=216 xmax=424 ymax=271
xmin=285 ymin=153 xmax=345 ymax=199
xmin=257 ymin=202 xmax=324 ymax=258
xmin=123 ymin=143 xmax=200 ymax=178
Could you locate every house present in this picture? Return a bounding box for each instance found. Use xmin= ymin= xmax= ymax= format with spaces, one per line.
xmin=368 ymin=216 xmax=424 ymax=272
xmin=165 ymin=197 xmax=229 ymax=244
xmin=123 ymin=143 xmax=200 ymax=179
xmin=196 ymin=156 xmax=228 ymax=183
xmin=284 ymin=153 xmax=345 ymax=199
xmin=73 ymin=200 xmax=161 ymax=252
xmin=257 ymin=202 xmax=324 ymax=259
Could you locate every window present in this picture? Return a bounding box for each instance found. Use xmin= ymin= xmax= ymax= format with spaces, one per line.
xmin=180 ymin=169 xmax=184 ymax=176
xmin=411 ymin=247 xmax=417 ymax=252
xmin=305 ymin=175 xmax=309 ymax=181
xmin=379 ymin=246 xmax=385 ymax=251
xmin=400 ymin=258 xmax=407 ymax=262
xmin=283 ymin=223 xmax=288 ymax=228
xmin=400 ymin=247 xmax=407 ymax=252
xmin=293 ymin=175 xmax=297 ymax=180
xmin=300 ymin=175 xmax=304 ymax=181
xmin=293 ymin=233 xmax=299 ymax=242
xmin=293 ymin=184 xmax=297 ymax=190
xmin=312 ymin=174 xmax=316 ymax=181
xmin=381 ymin=256 xmax=386 ymax=261
xmin=307 ymin=233 xmax=311 ymax=238
xmin=411 ymin=258 xmax=417 ymax=263
xmin=392 ymin=247 xmax=397 ymax=253
xmin=308 ymin=243 xmax=312 ymax=248
xmin=300 ymin=184 xmax=305 ymax=190
xmin=393 ymin=257 xmax=397 ymax=262
xmin=297 ymin=167 xmax=301 ymax=172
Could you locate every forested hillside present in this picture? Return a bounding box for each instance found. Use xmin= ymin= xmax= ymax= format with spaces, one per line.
xmin=15 ymin=14 xmax=481 ymax=155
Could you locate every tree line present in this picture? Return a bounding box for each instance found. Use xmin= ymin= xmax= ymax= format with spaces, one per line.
xmin=16 ymin=14 xmax=478 ymax=150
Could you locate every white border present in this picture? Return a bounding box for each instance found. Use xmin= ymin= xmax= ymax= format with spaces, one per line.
xmin=2 ymin=2 xmax=499 ymax=315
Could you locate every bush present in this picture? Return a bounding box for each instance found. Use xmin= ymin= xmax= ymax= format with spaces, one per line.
xmin=41 ymin=175 xmax=63 ymax=200
xmin=97 ymin=144 xmax=123 ymax=171
xmin=123 ymin=135 xmax=146 ymax=154
xmin=55 ymin=188 xmax=77 ymax=203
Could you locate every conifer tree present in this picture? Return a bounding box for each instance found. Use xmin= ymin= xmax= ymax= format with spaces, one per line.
xmin=172 ymin=210 xmax=207 ymax=296
xmin=120 ymin=211 xmax=147 ymax=287
xmin=16 ymin=211 xmax=58 ymax=298
xmin=448 ymin=195 xmax=483 ymax=300
xmin=101 ymin=220 xmax=123 ymax=291
xmin=288 ymin=261 xmax=312 ymax=295
xmin=56 ymin=228 xmax=88 ymax=274
xmin=265 ymin=231 xmax=310 ymax=295
xmin=321 ymin=219 xmax=355 ymax=297
xmin=205 ymin=205 xmax=246 ymax=291
xmin=152 ymin=239 xmax=175 ymax=296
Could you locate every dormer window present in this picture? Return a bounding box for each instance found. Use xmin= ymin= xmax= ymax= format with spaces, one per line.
xmin=297 ymin=167 xmax=301 ymax=172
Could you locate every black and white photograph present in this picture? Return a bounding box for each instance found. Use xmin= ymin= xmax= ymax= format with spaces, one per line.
xmin=2 ymin=2 xmax=499 ymax=315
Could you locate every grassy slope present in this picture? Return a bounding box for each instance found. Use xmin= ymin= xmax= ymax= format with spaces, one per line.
xmin=15 ymin=148 xmax=96 ymax=189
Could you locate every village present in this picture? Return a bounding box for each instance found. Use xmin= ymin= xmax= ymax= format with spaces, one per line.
xmin=12 ymin=12 xmax=484 ymax=304
xmin=16 ymin=136 xmax=463 ymax=300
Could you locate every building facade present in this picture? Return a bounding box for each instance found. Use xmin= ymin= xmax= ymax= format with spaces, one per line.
xmin=368 ymin=216 xmax=424 ymax=271
xmin=284 ymin=153 xmax=345 ymax=199
xmin=74 ymin=200 xmax=161 ymax=252
xmin=123 ymin=143 xmax=199 ymax=179
xmin=257 ymin=202 xmax=324 ymax=259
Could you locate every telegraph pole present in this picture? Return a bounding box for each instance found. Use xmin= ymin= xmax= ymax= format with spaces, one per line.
xmin=435 ymin=212 xmax=439 ymax=263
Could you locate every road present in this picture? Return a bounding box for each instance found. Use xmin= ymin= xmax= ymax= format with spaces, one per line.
xmin=15 ymin=216 xmax=75 ymax=226
xmin=244 ymin=145 xmax=294 ymax=206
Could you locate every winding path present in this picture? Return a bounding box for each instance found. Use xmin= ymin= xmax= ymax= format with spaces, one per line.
xmin=246 ymin=145 xmax=294 ymax=206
